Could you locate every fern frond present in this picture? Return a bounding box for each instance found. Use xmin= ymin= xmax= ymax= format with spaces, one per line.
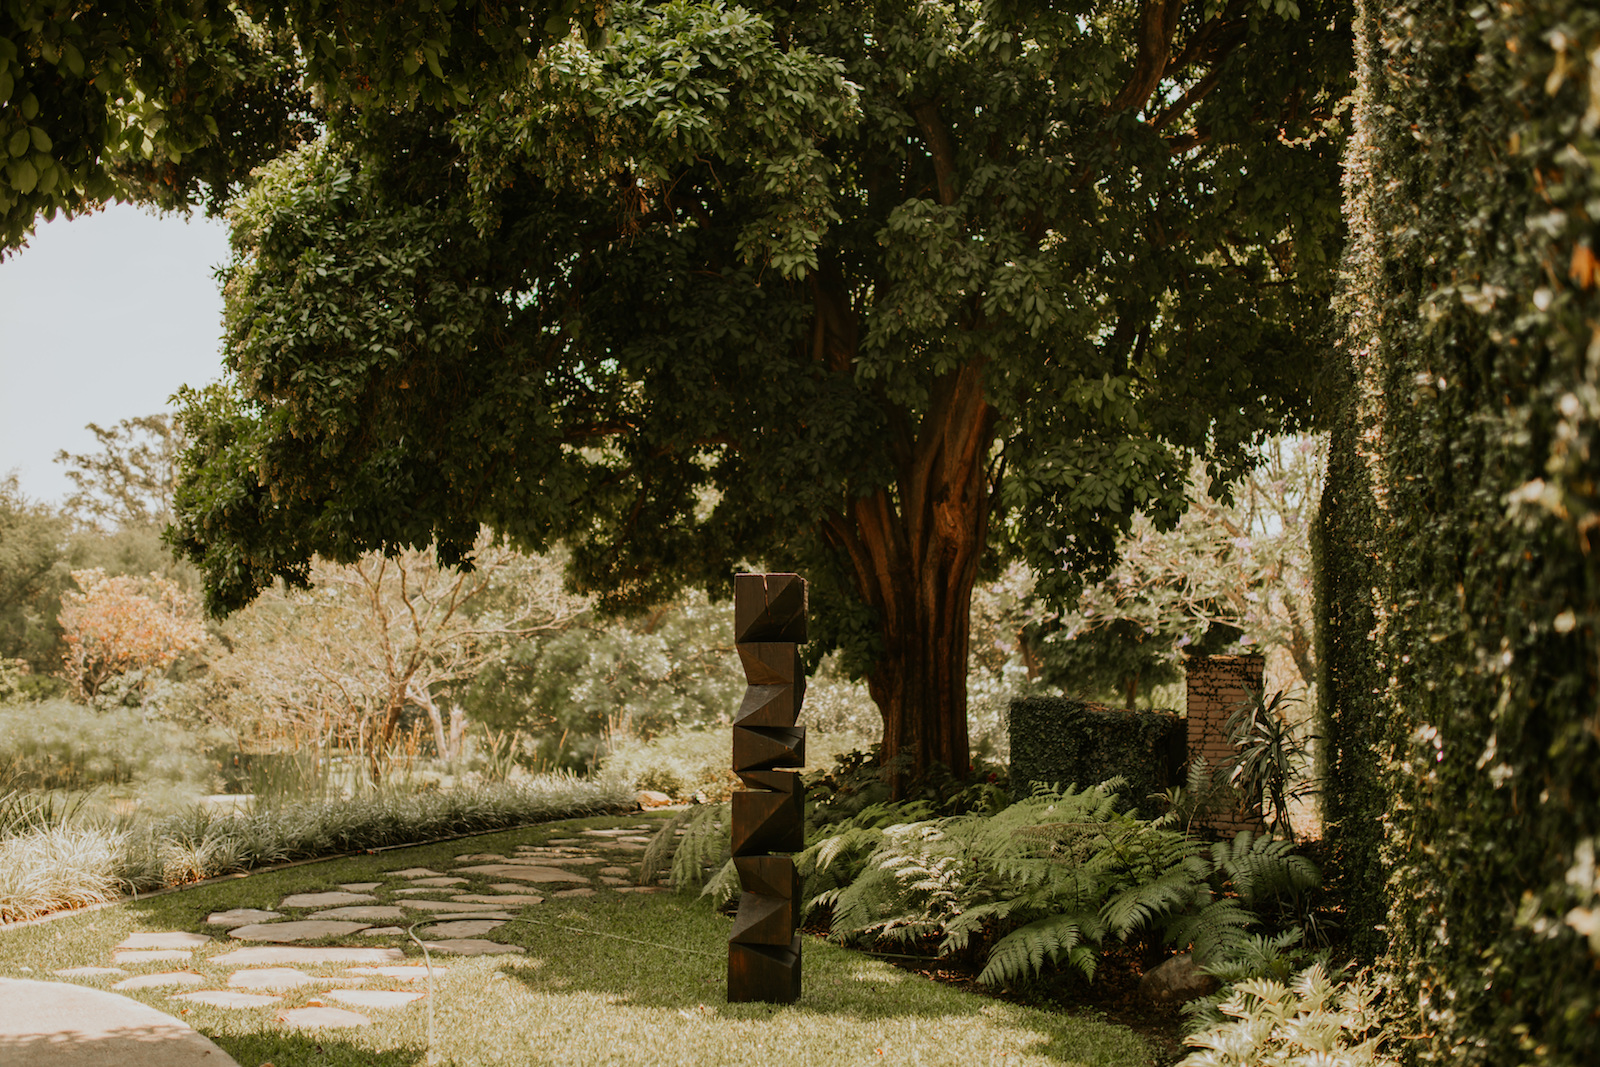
xmin=665 ymin=802 xmax=730 ymax=892
xmin=977 ymin=911 xmax=1101 ymax=986
xmin=697 ymin=857 xmax=740 ymax=908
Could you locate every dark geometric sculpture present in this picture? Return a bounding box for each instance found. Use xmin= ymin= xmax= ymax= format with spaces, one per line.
xmin=728 ymin=573 xmax=806 ymax=1004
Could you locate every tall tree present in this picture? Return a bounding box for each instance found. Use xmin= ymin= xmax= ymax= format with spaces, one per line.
xmin=172 ymin=0 xmax=1351 ymax=787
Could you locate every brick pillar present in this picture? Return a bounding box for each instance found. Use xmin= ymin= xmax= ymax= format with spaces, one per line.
xmin=1185 ymin=654 xmax=1267 ymax=836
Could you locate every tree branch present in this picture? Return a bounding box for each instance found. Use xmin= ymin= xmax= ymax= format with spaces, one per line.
xmin=1107 ymin=0 xmax=1186 ymax=116
xmin=910 ymin=101 xmax=959 ymax=207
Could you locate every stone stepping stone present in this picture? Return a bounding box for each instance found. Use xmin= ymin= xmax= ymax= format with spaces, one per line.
xmin=231 ymin=920 xmax=372 ymax=942
xmin=307 ymin=906 xmax=406 ymax=921
xmin=345 ymin=965 xmax=444 ymax=981
xmin=553 ymin=888 xmax=597 ymax=899
xmin=54 ymin=966 xmax=127 ymax=977
xmin=455 ymin=853 xmax=507 ymax=862
xmin=503 ymin=856 xmax=600 ymax=866
xmin=361 ymin=927 xmax=406 ymax=937
xmin=385 ymin=867 xmax=445 ymax=878
xmin=408 ymin=876 xmax=467 ymax=887
xmin=545 ymin=838 xmax=586 ymax=845
xmin=614 ymin=886 xmax=663 ymax=894
xmin=207 ymin=908 xmax=283 ymax=927
xmin=451 ymin=893 xmax=544 ymax=905
xmin=581 ymin=828 xmax=634 ymax=837
xmin=454 ymin=864 xmax=590 ymax=883
xmin=401 ymin=899 xmax=508 ymax=913
xmin=117 ymin=932 xmax=211 ymax=950
xmin=422 ymin=939 xmax=524 ymax=956
xmin=600 ymin=867 xmax=632 ymax=877
xmin=393 ymin=887 xmax=442 ymax=895
xmin=113 ymin=949 xmax=193 ymax=965
xmin=618 ymin=836 xmax=654 ymax=844
xmin=112 ymin=972 xmax=205 ymax=990
xmin=322 ymin=988 xmax=426 ymax=1010
xmin=600 ymin=877 xmax=630 ymax=886
xmin=228 ymin=968 xmax=319 ymax=991
xmin=278 ymin=1006 xmax=370 ymax=1028
xmin=417 ymin=919 xmax=506 ymax=938
xmin=280 ymin=891 xmax=378 ymax=908
xmin=339 ymin=882 xmax=382 ymax=892
xmin=213 ymin=946 xmax=403 ymax=966
xmin=173 ymin=990 xmax=282 ymax=1009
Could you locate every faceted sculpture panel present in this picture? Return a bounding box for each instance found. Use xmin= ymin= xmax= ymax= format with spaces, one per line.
xmin=732 ymin=725 xmax=805 ymax=773
xmin=734 ymin=573 xmax=808 ymax=644
xmin=731 ymin=785 xmax=804 ymax=856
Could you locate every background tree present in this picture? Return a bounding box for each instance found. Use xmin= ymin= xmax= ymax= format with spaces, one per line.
xmin=57 ymin=567 xmax=206 ymax=701
xmin=0 ymin=472 xmax=71 ymax=675
xmin=55 ymin=414 xmax=185 ymax=530
xmin=205 ymin=537 xmax=586 ymax=776
xmin=171 ymin=0 xmax=1351 ymax=788
xmin=1028 ymin=436 xmax=1322 ymax=707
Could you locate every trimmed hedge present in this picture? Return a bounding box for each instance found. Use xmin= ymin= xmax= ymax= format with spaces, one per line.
xmin=1323 ymin=3 xmax=1600 ymax=1064
xmin=1007 ymin=697 xmax=1185 ymax=819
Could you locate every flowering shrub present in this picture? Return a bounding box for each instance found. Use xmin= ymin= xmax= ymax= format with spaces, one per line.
xmin=58 ymin=569 xmax=206 ymax=701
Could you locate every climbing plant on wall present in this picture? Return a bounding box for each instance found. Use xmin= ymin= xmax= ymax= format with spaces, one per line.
xmin=1321 ymin=2 xmax=1600 ymax=1064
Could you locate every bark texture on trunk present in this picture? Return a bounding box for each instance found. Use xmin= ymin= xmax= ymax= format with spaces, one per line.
xmin=815 ymin=260 xmax=998 ymax=789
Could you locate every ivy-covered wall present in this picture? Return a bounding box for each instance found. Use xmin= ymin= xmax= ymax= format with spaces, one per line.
xmin=1324 ymin=1 xmax=1600 ymax=1063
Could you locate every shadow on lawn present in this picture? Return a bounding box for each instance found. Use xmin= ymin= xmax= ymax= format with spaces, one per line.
xmin=490 ymin=899 xmax=1141 ymax=1065
xmin=210 ymin=1030 xmax=428 ymax=1067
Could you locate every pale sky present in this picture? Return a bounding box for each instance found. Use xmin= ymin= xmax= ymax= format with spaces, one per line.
xmin=0 ymin=203 xmax=233 ymax=505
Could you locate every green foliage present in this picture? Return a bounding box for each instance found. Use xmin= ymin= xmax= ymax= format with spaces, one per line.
xmin=801 ymin=783 xmax=1319 ymax=989
xmin=1223 ymin=689 xmax=1313 ymax=842
xmin=0 ymin=2 xmax=597 ymax=253
xmin=606 ymin=727 xmax=736 ymax=803
xmin=1320 ymin=1 xmax=1600 ymax=1062
xmin=0 ymin=699 xmax=215 ymax=793
xmin=0 ymin=473 xmax=71 ymax=673
xmin=1007 ymin=697 xmax=1186 ymax=818
xmin=172 ymin=0 xmax=1351 ymax=785
xmin=1177 ymin=963 xmax=1394 ymax=1067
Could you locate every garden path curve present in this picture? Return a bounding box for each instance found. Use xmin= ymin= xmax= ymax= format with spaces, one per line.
xmin=12 ymin=824 xmax=665 ymax=1058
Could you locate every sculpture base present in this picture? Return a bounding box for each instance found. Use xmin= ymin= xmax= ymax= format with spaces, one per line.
xmin=727 ymin=935 xmax=801 ymax=1004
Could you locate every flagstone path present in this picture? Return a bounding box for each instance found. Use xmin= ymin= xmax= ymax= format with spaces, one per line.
xmin=47 ymin=823 xmax=668 ymax=1034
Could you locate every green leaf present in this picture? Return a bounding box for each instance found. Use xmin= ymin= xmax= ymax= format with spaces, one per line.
xmin=62 ymin=41 xmax=84 ymax=78
xmin=10 ymin=158 xmax=38 ymax=193
xmin=20 ymin=93 xmax=38 ymax=121
xmin=29 ymin=126 xmax=50 ymax=152
xmin=0 ymin=70 xmax=13 ymax=104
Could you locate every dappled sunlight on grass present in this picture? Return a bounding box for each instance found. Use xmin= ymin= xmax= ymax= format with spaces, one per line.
xmin=0 ymin=815 xmax=1151 ymax=1067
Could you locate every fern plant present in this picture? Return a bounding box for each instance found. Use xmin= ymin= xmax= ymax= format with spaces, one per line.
xmin=801 ymin=780 xmax=1321 ymax=989
xmin=1178 ymin=962 xmax=1394 ymax=1067
xmin=637 ymin=801 xmax=731 ymax=892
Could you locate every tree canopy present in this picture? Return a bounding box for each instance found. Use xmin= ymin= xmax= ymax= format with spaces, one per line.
xmin=1 ymin=0 xmax=598 ymax=251
xmin=168 ymin=0 xmax=1351 ymax=784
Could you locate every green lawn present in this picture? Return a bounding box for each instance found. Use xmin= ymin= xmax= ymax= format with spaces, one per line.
xmin=0 ymin=815 xmax=1152 ymax=1067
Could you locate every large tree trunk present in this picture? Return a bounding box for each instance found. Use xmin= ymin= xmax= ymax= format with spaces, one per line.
xmin=820 ymin=355 xmax=996 ymax=794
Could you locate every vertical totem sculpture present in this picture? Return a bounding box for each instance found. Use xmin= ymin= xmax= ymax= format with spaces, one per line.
xmin=727 ymin=572 xmax=807 ymax=1004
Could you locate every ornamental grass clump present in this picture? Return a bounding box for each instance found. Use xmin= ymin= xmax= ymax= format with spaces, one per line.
xmin=0 ymin=824 xmax=124 ymax=923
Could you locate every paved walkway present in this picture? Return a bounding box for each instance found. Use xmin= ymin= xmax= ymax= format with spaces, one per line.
xmin=0 ymin=977 xmax=238 ymax=1066
xmin=2 ymin=823 xmax=666 ymax=1062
